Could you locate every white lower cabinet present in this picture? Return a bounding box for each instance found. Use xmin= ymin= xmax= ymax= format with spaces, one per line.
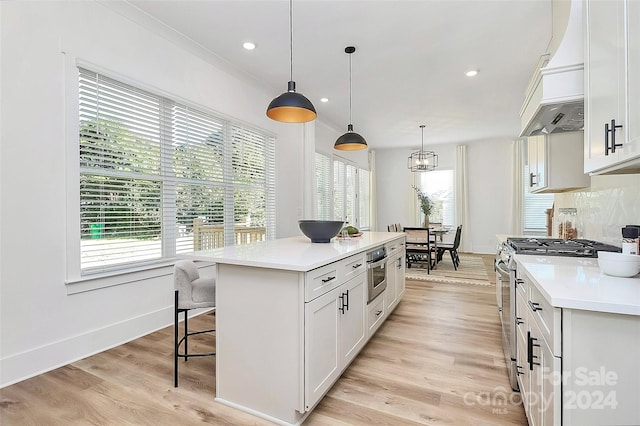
xmin=384 ymin=241 xmax=406 ymax=314
xmin=304 ymin=263 xmax=368 ymax=411
xmin=516 ymin=272 xmax=562 ymax=426
xmin=516 ymin=269 xmax=640 ymax=426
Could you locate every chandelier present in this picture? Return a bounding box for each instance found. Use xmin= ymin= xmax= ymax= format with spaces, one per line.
xmin=407 ymin=125 xmax=438 ymax=172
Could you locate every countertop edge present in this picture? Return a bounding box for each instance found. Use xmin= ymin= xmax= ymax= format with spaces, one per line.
xmin=183 ymin=232 xmax=406 ymax=272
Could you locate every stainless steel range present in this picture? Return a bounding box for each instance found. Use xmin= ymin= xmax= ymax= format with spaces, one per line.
xmin=495 ymin=237 xmax=620 ymax=391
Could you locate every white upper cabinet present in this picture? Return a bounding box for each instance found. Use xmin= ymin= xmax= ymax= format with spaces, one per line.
xmin=584 ymin=0 xmax=640 ymax=174
xmin=527 ymin=132 xmax=590 ymax=194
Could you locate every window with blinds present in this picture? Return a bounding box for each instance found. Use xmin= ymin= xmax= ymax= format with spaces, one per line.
xmin=78 ymin=68 xmax=275 ymax=273
xmin=523 ymin=164 xmax=554 ymax=234
xmin=315 ymin=153 xmax=331 ymax=220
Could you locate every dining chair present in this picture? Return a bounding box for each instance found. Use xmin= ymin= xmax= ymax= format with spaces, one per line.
xmin=437 ymin=225 xmax=462 ymax=270
xmin=174 ymin=260 xmax=216 ymax=387
xmin=395 ymin=223 xmax=402 ymax=232
xmin=387 ymin=224 xmax=397 ymax=232
xmin=404 ymin=227 xmax=437 ymax=273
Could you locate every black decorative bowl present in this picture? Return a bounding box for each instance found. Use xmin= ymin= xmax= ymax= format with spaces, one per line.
xmin=298 ymin=220 xmax=344 ymax=243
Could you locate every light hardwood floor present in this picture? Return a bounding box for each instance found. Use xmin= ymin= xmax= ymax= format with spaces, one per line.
xmin=1 ymin=255 xmax=526 ymax=425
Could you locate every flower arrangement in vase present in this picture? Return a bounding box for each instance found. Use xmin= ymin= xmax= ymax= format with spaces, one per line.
xmin=412 ymin=185 xmax=433 ymax=227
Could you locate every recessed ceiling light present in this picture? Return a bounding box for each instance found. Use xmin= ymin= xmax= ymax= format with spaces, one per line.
xmin=465 ymin=70 xmax=478 ymax=77
xmin=243 ymin=42 xmax=256 ymax=50
xmin=320 ymin=98 xmax=329 ymax=103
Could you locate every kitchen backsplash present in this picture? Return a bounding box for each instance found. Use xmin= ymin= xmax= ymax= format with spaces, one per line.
xmin=553 ymin=174 xmax=640 ymax=247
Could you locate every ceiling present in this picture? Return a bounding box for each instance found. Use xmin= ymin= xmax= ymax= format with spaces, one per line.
xmin=127 ymin=0 xmax=552 ymax=150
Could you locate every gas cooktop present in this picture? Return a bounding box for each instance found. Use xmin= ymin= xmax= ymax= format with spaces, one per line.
xmin=506 ymin=237 xmax=621 ymax=257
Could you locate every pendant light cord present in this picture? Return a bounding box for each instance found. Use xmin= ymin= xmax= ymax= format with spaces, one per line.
xmin=420 ymin=125 xmax=425 ymax=150
xmin=289 ymin=0 xmax=293 ymax=82
xmin=349 ymin=51 xmax=353 ymax=125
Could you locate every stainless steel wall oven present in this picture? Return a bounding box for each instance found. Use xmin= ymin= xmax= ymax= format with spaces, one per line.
xmin=366 ymin=246 xmax=387 ymax=303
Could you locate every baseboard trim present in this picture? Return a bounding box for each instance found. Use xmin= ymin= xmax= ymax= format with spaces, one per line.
xmin=0 ymin=306 xmax=212 ymax=388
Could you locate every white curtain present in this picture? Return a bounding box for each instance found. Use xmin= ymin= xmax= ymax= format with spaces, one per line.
xmin=412 ymin=169 xmax=420 ymax=226
xmin=509 ymin=139 xmax=525 ymax=235
xmin=368 ymin=150 xmax=378 ymax=231
xmin=455 ymin=145 xmax=472 ymax=252
xmin=302 ymin=122 xmax=317 ymax=219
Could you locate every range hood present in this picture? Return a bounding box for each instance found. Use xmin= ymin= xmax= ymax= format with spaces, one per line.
xmin=520 ymin=0 xmax=584 ymax=137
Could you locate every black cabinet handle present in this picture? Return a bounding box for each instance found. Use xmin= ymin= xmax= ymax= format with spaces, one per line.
xmin=529 ymin=172 xmax=537 ymax=187
xmin=515 ymin=317 xmax=524 ymax=325
xmin=527 ymin=331 xmax=533 ymax=369
xmin=605 ymin=119 xmax=623 ymax=155
xmin=322 ymin=276 xmax=336 ymax=283
xmin=375 ymin=310 xmax=383 ymax=317
xmin=515 ymin=278 xmax=524 ymax=288
xmin=345 ymin=289 xmax=350 ymax=311
xmin=338 ymin=293 xmax=345 ymax=314
xmin=528 ymin=300 xmax=542 ymax=312
xmin=527 ymin=332 xmax=541 ymax=370
xmin=352 ymin=263 xmax=362 ymax=269
xmin=516 ymin=364 xmax=524 ymax=376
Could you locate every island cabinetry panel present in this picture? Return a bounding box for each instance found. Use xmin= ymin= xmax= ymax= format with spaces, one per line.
xmin=384 ymin=240 xmax=406 ymax=314
xmin=304 ymin=263 xmax=367 ymax=411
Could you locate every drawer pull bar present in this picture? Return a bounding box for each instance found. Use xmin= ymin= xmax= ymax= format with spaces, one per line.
xmin=375 ymin=310 xmax=383 ymax=317
xmin=515 ymin=317 xmax=524 ymax=325
xmin=321 ymin=276 xmax=336 ymax=283
xmin=528 ymin=300 xmax=542 ymax=312
xmin=343 ymin=289 xmax=349 ymax=311
xmin=352 ymin=263 xmax=362 ymax=269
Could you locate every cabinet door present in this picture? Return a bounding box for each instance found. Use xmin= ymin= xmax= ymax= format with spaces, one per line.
xmin=395 ymin=253 xmax=406 ymax=300
xmin=624 ymin=0 xmax=640 ymax=158
xmin=527 ymin=135 xmax=546 ymax=191
xmin=304 ymin=286 xmax=341 ymax=410
xmin=384 ymin=257 xmax=398 ymax=312
xmin=584 ymin=0 xmax=628 ymax=172
xmin=529 ymin=319 xmax=561 ymax=426
xmin=340 ymin=274 xmax=367 ymax=366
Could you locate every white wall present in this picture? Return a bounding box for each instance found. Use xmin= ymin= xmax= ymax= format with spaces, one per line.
xmin=376 ymin=138 xmax=512 ymax=254
xmin=0 ymin=1 xmax=311 ymax=386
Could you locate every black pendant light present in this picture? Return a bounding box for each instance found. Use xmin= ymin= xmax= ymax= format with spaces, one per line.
xmin=334 ymin=46 xmax=367 ymax=151
xmin=407 ymin=125 xmax=438 ymax=172
xmin=266 ymin=0 xmax=316 ymax=123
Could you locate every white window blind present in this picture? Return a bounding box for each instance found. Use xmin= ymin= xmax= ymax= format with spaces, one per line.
xmin=523 ymin=164 xmax=554 ymax=234
xmin=78 ymin=68 xmax=275 ymax=273
xmin=315 ymin=153 xmax=331 ymax=220
xmin=333 ymin=160 xmax=345 ymax=221
xmin=345 ymin=164 xmax=357 ymax=226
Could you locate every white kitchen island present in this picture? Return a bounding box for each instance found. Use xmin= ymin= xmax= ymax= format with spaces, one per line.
xmin=184 ymin=232 xmax=406 ymax=425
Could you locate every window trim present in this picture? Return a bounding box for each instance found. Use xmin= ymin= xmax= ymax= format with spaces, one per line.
xmin=65 ymin=56 xmax=275 ymax=292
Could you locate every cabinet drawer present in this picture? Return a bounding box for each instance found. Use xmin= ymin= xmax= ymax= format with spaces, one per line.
xmin=527 ymin=277 xmax=561 ymax=356
xmin=385 ymin=238 xmax=404 ymax=256
xmin=342 ymin=253 xmax=366 ymax=282
xmin=367 ymin=295 xmax=385 ymax=337
xmin=305 ymin=262 xmax=341 ymax=302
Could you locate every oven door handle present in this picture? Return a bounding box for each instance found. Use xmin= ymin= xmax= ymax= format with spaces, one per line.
xmin=367 ymin=256 xmax=388 ymax=269
xmin=495 ymin=260 xmax=510 ymax=277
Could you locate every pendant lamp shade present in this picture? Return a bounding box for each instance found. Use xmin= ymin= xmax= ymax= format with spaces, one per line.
xmin=334 ymin=46 xmax=367 ymax=151
xmin=408 ymin=125 xmax=438 ymax=172
xmin=266 ymin=0 xmax=316 ymax=123
xmin=267 ymin=81 xmax=316 ymax=123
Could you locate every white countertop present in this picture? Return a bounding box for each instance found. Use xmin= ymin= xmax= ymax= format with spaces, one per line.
xmin=515 ymin=254 xmax=640 ymax=315
xmin=184 ymin=232 xmax=405 ymax=272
